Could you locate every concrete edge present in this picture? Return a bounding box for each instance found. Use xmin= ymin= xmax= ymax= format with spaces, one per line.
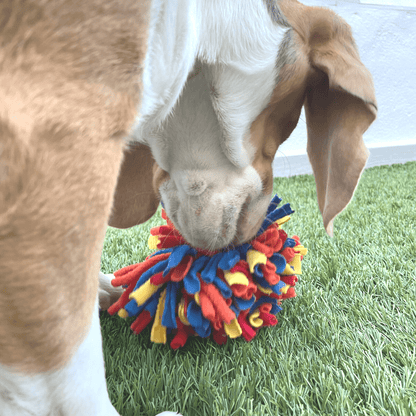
xmin=273 ymin=143 xmax=416 ymax=177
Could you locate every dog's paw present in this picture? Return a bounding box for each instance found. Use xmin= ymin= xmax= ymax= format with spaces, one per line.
xmin=155 ymin=413 xmax=183 ymax=416
xmin=98 ymin=272 xmax=123 ymax=311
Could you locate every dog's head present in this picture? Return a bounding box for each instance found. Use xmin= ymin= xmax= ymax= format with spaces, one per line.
xmin=109 ymin=2 xmax=377 ymax=249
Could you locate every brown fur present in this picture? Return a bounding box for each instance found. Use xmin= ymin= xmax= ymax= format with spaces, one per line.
xmin=109 ymin=143 xmax=160 ymax=228
xmin=0 ymin=0 xmax=151 ymax=373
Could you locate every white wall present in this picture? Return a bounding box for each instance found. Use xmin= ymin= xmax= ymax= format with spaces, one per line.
xmin=273 ymin=0 xmax=416 ymax=177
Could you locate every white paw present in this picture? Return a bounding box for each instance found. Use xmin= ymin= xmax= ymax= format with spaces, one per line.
xmin=155 ymin=413 xmax=183 ymax=416
xmin=98 ymin=272 xmax=124 ymax=311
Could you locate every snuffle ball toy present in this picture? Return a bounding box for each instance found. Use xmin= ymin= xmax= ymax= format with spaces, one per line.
xmin=108 ymin=195 xmax=307 ymax=349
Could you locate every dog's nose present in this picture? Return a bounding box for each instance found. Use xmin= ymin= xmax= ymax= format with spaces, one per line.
xmin=177 ymin=170 xmax=208 ymax=197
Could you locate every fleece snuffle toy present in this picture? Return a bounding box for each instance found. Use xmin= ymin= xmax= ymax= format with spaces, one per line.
xmin=108 ymin=194 xmax=307 ymax=349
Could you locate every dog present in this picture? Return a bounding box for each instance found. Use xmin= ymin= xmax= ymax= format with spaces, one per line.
xmin=0 ymin=0 xmax=376 ymax=415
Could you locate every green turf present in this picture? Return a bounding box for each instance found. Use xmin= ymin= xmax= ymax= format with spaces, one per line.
xmin=100 ymin=161 xmax=416 ymax=416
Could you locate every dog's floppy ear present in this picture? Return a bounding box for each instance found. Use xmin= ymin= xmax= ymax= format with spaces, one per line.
xmin=278 ymin=1 xmax=377 ymax=235
xmin=108 ymin=142 xmax=160 ymax=228
xmin=301 ymin=6 xmax=377 ymax=236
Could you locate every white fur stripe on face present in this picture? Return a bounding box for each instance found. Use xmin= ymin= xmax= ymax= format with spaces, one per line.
xmin=0 ymin=297 xmax=118 ymax=416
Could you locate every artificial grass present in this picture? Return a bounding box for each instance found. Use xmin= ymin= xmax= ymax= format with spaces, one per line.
xmin=100 ymin=161 xmax=416 ymax=416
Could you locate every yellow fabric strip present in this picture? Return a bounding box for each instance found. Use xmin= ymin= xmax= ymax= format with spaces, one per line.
xmin=247 ymin=250 xmax=267 ymax=273
xmin=294 ymin=244 xmax=308 ymax=256
xmin=256 ymin=284 xmax=273 ymax=295
xmin=194 ymin=292 xmax=201 ymax=306
xmin=118 ymin=308 xmax=128 ymax=319
xmin=282 ymin=263 xmax=295 ymax=276
xmin=280 ymin=284 xmax=291 ymax=295
xmin=224 ymin=319 xmax=242 ymax=338
xmin=178 ymin=298 xmax=190 ymax=326
xmin=288 ymin=253 xmax=302 ymax=275
xmin=148 ymin=235 xmax=160 ymax=250
xmin=224 ymin=271 xmax=249 ymax=286
xmin=249 ymin=310 xmax=263 ymax=328
xmin=275 ymin=215 xmax=291 ymax=226
xmin=150 ymin=288 xmax=167 ymax=344
xmin=129 ymin=279 xmax=161 ymax=306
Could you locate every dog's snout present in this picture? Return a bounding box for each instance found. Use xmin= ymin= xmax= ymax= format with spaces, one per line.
xmin=161 ymin=166 xmax=269 ymax=250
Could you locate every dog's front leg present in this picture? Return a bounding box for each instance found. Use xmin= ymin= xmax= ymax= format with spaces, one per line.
xmin=0 ymin=124 xmax=126 ymax=415
xmin=0 ymin=298 xmax=120 ymax=416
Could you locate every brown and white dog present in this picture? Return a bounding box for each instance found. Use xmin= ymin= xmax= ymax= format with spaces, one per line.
xmin=0 ymin=0 xmax=376 ymax=415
